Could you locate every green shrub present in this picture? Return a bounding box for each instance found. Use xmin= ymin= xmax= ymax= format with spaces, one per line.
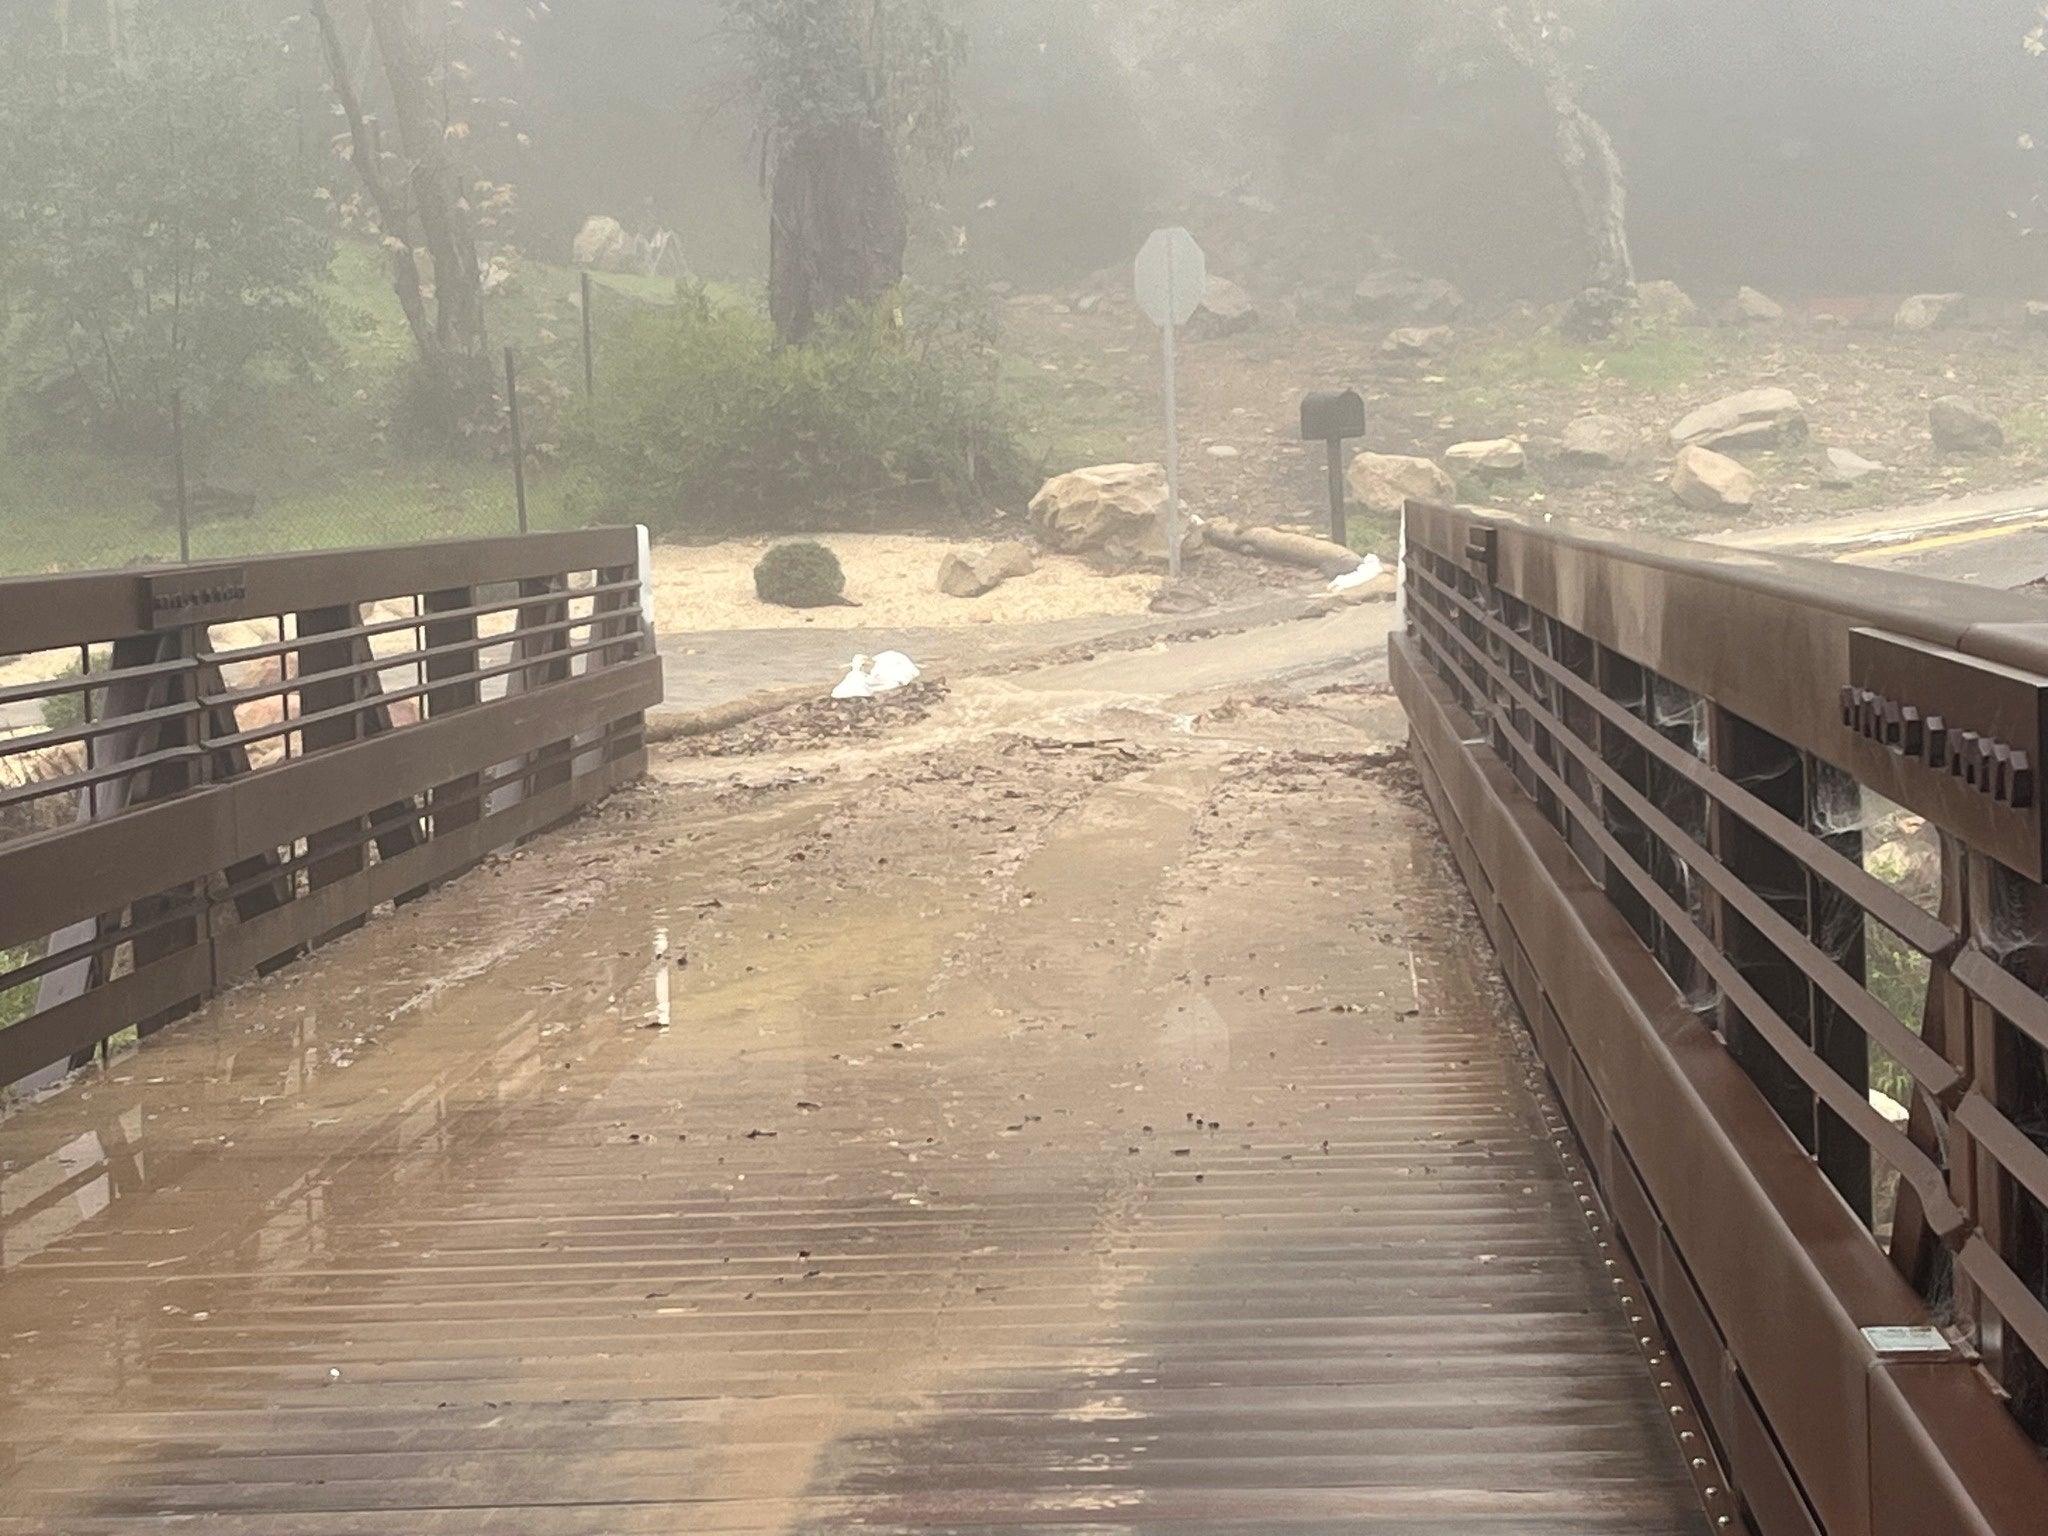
xmin=563 ymin=285 xmax=1030 ymax=536
xmin=754 ymin=540 xmax=849 ymax=608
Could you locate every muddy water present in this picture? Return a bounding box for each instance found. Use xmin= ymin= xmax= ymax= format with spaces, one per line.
xmin=0 ymin=616 xmax=1706 ymax=1534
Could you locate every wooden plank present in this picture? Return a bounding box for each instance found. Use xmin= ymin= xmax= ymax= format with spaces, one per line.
xmin=0 ymin=530 xmax=639 ymax=655
xmin=210 ymin=752 xmax=642 ymax=981
xmin=0 ymin=946 xmax=213 ymax=1090
xmin=0 ymin=657 xmax=661 ymax=947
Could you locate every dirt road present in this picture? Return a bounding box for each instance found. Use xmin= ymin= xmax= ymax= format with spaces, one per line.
xmin=0 ymin=605 xmax=1706 ymax=1533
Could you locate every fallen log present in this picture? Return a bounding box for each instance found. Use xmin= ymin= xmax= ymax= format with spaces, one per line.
xmin=1204 ymin=518 xmax=1363 ymax=578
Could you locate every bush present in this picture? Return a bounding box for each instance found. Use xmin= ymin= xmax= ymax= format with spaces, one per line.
xmin=754 ymin=541 xmax=849 ymax=608
xmin=564 ymin=285 xmax=1030 ymax=536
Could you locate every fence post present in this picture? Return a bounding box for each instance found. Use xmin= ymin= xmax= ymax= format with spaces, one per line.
xmin=172 ymin=389 xmax=190 ymax=564
xmin=581 ymin=270 xmax=596 ymax=400
xmin=505 ymin=346 xmax=529 ymax=534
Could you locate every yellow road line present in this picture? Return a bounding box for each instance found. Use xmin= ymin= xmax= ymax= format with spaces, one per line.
xmin=1836 ymin=517 xmax=2048 ymax=565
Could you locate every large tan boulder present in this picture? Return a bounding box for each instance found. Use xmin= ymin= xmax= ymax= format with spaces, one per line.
xmin=1637 ymin=280 xmax=1702 ymax=328
xmin=1445 ymin=438 xmax=1526 ymax=475
xmin=938 ymin=541 xmax=1038 ymax=599
xmin=572 ymin=215 xmax=631 ymax=272
xmin=1895 ymin=293 xmax=1967 ymax=332
xmin=1029 ymin=464 xmax=1196 ymax=565
xmin=1348 ymin=451 xmax=1455 ymax=518
xmin=1672 ymin=445 xmax=1757 ymax=513
xmin=1187 ymin=275 xmax=1258 ymax=338
xmin=1669 ymin=387 xmax=1808 ymax=452
xmin=1930 ymin=396 xmax=2006 ymax=455
xmin=1560 ymin=414 xmax=1638 ymax=468
xmin=1727 ymin=286 xmax=1786 ymax=324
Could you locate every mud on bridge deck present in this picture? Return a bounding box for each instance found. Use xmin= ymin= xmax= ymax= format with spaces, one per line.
xmin=0 ymin=630 xmax=1712 ymax=1534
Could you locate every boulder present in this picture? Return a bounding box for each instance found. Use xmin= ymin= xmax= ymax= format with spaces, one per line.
xmin=1353 ymin=268 xmax=1464 ymax=325
xmin=1930 ymin=396 xmax=2006 ymax=456
xmin=1669 ymin=387 xmax=1808 ymax=452
xmin=1637 ymin=280 xmax=1703 ymax=328
xmin=1029 ymin=463 xmax=1197 ymax=565
xmin=1560 ymin=414 xmax=1638 ymax=469
xmin=1728 ymin=286 xmax=1787 ymax=324
xmin=1348 ymin=452 xmax=1456 ymax=518
xmin=572 ymin=215 xmax=631 ymax=273
xmin=1672 ymin=446 xmax=1758 ymax=513
xmin=1821 ymin=447 xmax=1887 ymax=487
xmin=1445 ymin=438 xmax=1526 ymax=475
xmin=1381 ymin=325 xmax=1453 ymax=358
xmin=2027 ymin=300 xmax=2048 ymax=333
xmin=938 ymin=541 xmax=1037 ymax=599
xmin=1187 ymin=275 xmax=1258 ymax=338
xmin=1895 ymin=293 xmax=1968 ymax=332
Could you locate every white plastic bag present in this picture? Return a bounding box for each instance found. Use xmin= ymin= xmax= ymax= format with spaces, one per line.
xmin=1328 ymin=554 xmax=1387 ymax=593
xmin=832 ymin=651 xmax=922 ymax=700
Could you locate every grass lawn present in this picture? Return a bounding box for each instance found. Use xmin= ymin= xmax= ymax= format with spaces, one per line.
xmin=0 ymin=243 xmax=726 ymax=577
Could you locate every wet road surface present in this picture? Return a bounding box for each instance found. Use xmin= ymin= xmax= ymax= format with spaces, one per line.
xmin=0 ymin=608 xmax=1708 ymax=1533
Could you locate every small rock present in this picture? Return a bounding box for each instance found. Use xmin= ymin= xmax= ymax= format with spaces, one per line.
xmin=2026 ymin=300 xmax=2048 ymax=332
xmin=1149 ymin=583 xmax=1211 ymax=616
xmin=1187 ymin=275 xmax=1258 ymax=338
xmin=1728 ymin=286 xmax=1787 ymax=324
xmin=1445 ymin=439 xmax=1527 ymax=475
xmin=1206 ymin=444 xmax=1241 ymax=459
xmin=1895 ymin=293 xmax=1968 ymax=332
xmin=1930 ymin=396 xmax=2006 ymax=456
xmin=1672 ymin=445 xmax=1758 ymax=513
xmin=1669 ymin=387 xmax=1808 ymax=452
xmin=1348 ymin=452 xmax=1456 ymax=517
xmin=1353 ymin=268 xmax=1465 ymax=325
xmin=1821 ymin=447 xmax=1887 ymax=487
xmin=1381 ymin=325 xmax=1453 ymax=358
xmin=1637 ymin=280 xmax=1702 ymax=328
xmin=1559 ymin=414 xmax=1638 ymax=469
xmin=937 ymin=541 xmax=1037 ymax=600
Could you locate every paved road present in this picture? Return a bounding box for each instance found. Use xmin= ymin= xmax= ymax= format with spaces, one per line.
xmin=0 ymin=606 xmax=1708 ymax=1534
xmin=1717 ymin=480 xmax=2048 ymax=586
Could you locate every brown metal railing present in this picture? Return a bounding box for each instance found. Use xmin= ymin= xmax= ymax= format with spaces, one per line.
xmin=1395 ymin=501 xmax=2048 ymax=1536
xmin=0 ymin=529 xmax=662 ymax=1092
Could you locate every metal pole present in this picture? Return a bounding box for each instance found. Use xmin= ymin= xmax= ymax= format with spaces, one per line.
xmin=581 ymin=270 xmax=596 ymax=400
xmin=505 ymin=347 xmax=529 ymax=535
xmin=1162 ymin=241 xmax=1183 ymax=582
xmin=1328 ymin=439 xmax=1348 ymax=547
xmin=172 ymin=389 xmax=190 ymax=564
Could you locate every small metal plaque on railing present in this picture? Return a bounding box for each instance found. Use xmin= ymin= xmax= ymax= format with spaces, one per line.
xmin=1844 ymin=628 xmax=2048 ymax=879
xmin=142 ymin=567 xmax=249 ymax=629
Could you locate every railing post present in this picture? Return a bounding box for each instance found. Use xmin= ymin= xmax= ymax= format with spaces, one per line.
xmin=423 ymin=586 xmax=482 ymax=840
xmin=1709 ymin=708 xmax=1873 ymax=1222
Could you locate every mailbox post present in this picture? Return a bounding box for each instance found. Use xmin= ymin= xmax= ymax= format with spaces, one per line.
xmin=1301 ymin=389 xmax=1366 ymax=547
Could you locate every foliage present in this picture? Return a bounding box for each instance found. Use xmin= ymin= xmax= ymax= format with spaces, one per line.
xmin=754 ymin=541 xmax=849 ymax=607
xmin=724 ymin=0 xmax=967 ymax=185
xmin=0 ymin=2 xmax=333 ymax=443
xmin=563 ymin=284 xmax=1028 ymax=536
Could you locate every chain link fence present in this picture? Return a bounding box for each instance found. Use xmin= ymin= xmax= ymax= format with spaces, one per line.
xmin=0 ymin=270 xmax=654 ymax=580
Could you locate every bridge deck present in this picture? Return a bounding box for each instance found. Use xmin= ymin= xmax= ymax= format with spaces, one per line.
xmin=0 ymin=675 xmax=1709 ymax=1533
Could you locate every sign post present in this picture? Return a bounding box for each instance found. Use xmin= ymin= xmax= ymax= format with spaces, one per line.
xmin=1134 ymin=228 xmax=1206 ymax=580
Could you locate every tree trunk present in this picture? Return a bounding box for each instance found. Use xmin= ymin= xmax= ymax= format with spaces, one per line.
xmin=364 ymin=0 xmax=488 ymax=372
xmin=309 ymin=0 xmax=436 ymax=364
xmin=769 ymin=117 xmax=909 ymax=346
xmin=1496 ymin=6 xmax=1635 ymax=338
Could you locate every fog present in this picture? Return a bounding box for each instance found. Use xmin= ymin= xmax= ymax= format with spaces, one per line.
xmin=3 ymin=0 xmax=2048 ymax=576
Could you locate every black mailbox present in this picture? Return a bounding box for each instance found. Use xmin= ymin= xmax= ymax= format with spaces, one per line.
xmin=1301 ymin=389 xmax=1366 ymax=444
xmin=1300 ymin=388 xmax=1367 ymax=543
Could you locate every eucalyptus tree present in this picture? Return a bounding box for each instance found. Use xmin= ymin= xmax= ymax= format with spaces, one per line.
xmin=723 ymin=0 xmax=966 ymax=343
